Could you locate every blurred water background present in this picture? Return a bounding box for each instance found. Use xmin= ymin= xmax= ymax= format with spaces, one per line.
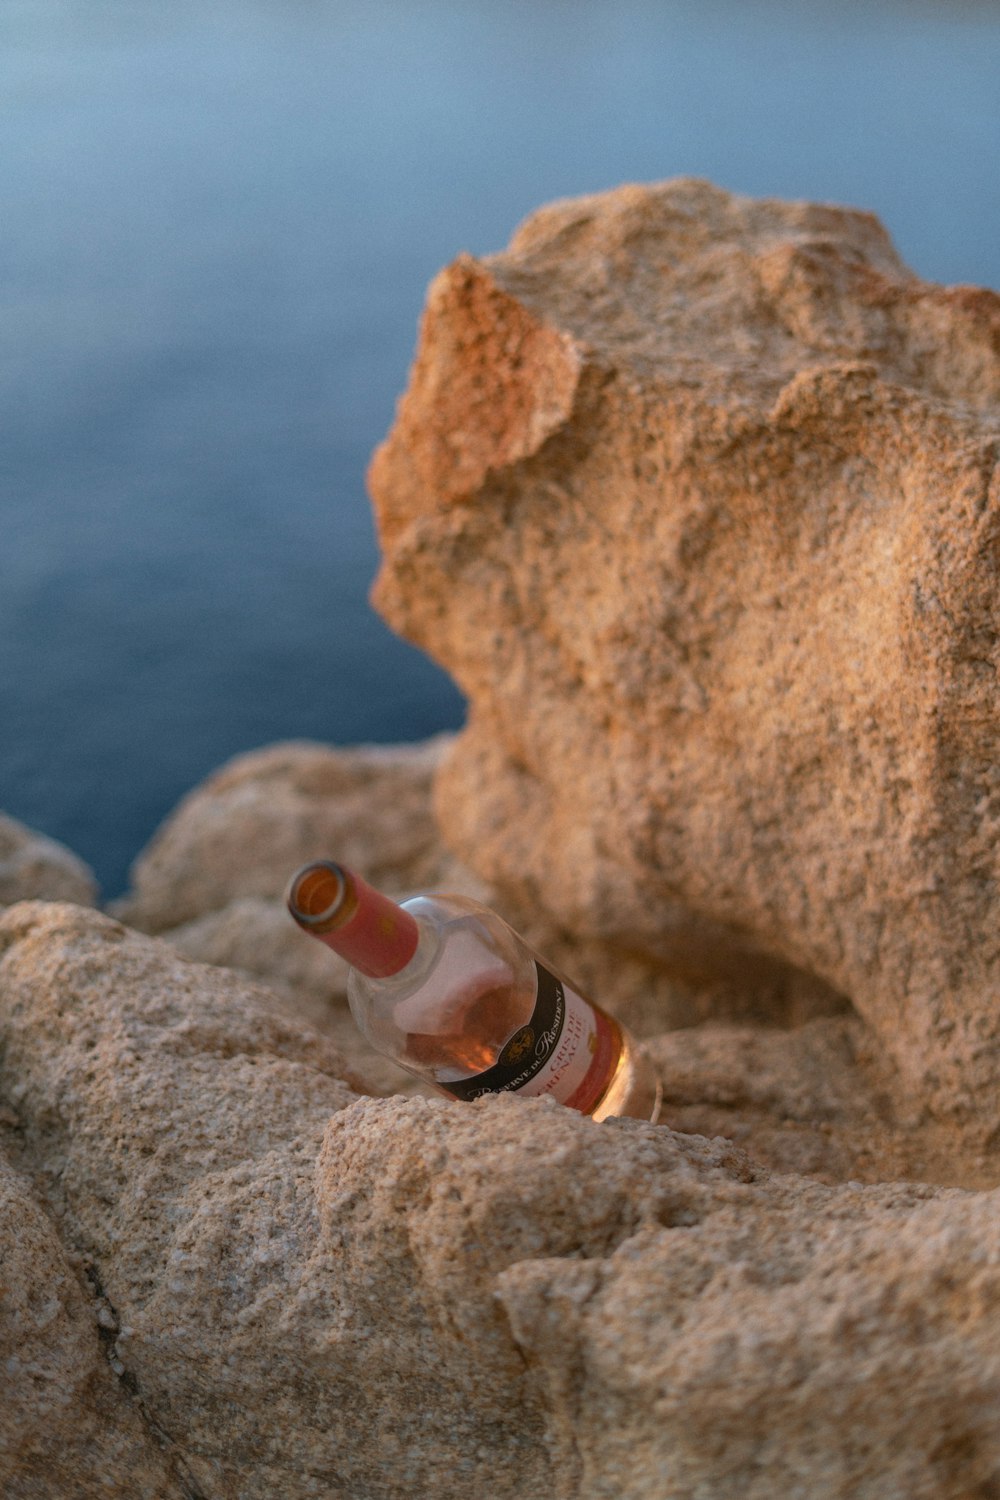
xmin=4 ymin=0 xmax=1000 ymax=896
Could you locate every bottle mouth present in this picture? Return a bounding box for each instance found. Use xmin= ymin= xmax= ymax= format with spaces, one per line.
xmin=286 ymin=860 xmax=358 ymax=933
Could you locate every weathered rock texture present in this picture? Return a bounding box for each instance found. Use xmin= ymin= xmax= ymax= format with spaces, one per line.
xmin=369 ymin=177 xmax=1000 ymax=1139
xmin=3 ymin=901 xmax=1000 ymax=1500
xmin=0 ymin=902 xmax=359 ymax=1497
xmin=0 ymin=811 xmax=97 ymax=908
xmin=0 ymin=1152 xmax=182 ymax=1497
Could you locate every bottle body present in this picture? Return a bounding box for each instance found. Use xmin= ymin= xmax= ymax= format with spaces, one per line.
xmin=287 ymin=866 xmax=660 ymax=1123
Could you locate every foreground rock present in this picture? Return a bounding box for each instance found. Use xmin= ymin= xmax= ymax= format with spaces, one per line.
xmin=369 ymin=177 xmax=1000 ymax=1139
xmin=0 ymin=902 xmax=359 ymax=1498
xmin=0 ymin=1152 xmax=183 ymax=1498
xmin=3 ymin=901 xmax=1000 ymax=1499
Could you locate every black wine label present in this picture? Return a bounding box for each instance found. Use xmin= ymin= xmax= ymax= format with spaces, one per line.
xmin=445 ymin=962 xmax=566 ymax=1101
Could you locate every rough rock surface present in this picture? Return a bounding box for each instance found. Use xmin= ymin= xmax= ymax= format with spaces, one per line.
xmin=3 ymin=901 xmax=1000 ymax=1500
xmin=0 ymin=811 xmax=97 ymax=908
xmin=0 ymin=902 xmax=360 ymax=1498
xmin=0 ymin=1152 xmax=183 ymax=1497
xmin=369 ymin=177 xmax=1000 ymax=1139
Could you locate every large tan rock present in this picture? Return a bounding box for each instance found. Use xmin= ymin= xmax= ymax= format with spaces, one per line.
xmin=369 ymin=178 xmax=1000 ymax=1137
xmin=3 ymin=900 xmax=1000 ymax=1499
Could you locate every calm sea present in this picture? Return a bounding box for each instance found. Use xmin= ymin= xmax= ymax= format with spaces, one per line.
xmin=4 ymin=0 xmax=1000 ymax=896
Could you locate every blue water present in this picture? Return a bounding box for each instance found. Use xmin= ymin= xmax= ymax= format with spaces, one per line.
xmin=4 ymin=1 xmax=1000 ymax=897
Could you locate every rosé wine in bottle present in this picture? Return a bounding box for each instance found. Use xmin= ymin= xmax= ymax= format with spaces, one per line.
xmin=286 ymin=860 xmax=661 ymax=1122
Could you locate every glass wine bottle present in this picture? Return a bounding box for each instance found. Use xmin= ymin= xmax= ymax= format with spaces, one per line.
xmin=286 ymin=860 xmax=661 ymax=1122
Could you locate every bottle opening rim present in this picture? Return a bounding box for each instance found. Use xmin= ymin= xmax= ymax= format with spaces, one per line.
xmin=286 ymin=860 xmax=353 ymax=931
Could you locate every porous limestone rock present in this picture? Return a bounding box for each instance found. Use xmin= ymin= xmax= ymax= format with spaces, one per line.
xmin=368 ymin=177 xmax=1000 ymax=1138
xmin=0 ymin=810 xmax=97 ymax=908
xmin=0 ymin=901 xmax=361 ymax=1498
xmin=645 ymin=1014 xmax=991 ymax=1188
xmin=0 ymin=1152 xmax=183 ymax=1498
xmin=3 ymin=900 xmax=1000 ymax=1500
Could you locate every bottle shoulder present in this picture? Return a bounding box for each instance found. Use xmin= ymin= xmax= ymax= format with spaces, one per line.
xmin=400 ymin=892 xmax=497 ymax=924
xmin=349 ymin=891 xmax=535 ymax=1024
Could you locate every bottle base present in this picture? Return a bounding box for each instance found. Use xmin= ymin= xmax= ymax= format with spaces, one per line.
xmin=591 ymin=1039 xmax=662 ymax=1123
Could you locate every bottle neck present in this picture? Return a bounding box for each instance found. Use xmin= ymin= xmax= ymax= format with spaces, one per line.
xmin=286 ymin=861 xmax=420 ymax=978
